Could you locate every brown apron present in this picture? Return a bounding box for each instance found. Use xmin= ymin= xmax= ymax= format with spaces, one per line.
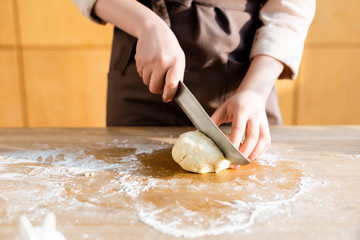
xmin=106 ymin=0 xmax=283 ymax=126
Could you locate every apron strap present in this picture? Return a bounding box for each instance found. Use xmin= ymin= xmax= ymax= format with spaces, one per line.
xmin=151 ymin=0 xmax=171 ymax=26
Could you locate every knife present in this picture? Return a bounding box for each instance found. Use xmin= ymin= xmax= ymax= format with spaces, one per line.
xmin=175 ymin=81 xmax=249 ymax=165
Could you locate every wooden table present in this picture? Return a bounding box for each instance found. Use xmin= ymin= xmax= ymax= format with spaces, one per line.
xmin=0 ymin=126 xmax=359 ymax=239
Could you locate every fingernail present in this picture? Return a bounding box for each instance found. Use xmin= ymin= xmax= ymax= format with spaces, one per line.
xmin=163 ymin=91 xmax=168 ymax=102
xmin=232 ymin=164 xmax=240 ymax=170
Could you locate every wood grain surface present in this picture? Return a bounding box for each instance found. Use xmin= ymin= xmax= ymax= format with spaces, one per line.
xmin=0 ymin=50 xmax=23 ymax=127
xmin=0 ymin=126 xmax=359 ymax=239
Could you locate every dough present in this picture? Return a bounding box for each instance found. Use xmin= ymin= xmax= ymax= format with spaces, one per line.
xmin=172 ymin=131 xmax=230 ymax=173
xmin=84 ymin=171 xmax=95 ymax=177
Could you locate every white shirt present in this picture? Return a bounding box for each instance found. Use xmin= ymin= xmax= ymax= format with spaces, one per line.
xmin=72 ymin=0 xmax=315 ymax=79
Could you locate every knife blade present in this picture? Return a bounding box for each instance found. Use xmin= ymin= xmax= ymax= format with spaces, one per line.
xmin=175 ymin=81 xmax=249 ymax=165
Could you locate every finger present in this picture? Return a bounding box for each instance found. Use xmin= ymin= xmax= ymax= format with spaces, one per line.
xmin=142 ymin=67 xmax=151 ymax=86
xmin=230 ymin=163 xmax=240 ymax=170
xmin=210 ymin=105 xmax=227 ymax=127
xmin=248 ymin=126 xmax=270 ymax=161
xmin=229 ymin=114 xmax=247 ymax=150
xmin=136 ymin=64 xmax=143 ymax=78
xmin=149 ymin=67 xmax=167 ymax=94
xmin=163 ymin=63 xmax=184 ymax=102
xmin=248 ymin=121 xmax=271 ymax=161
xmin=239 ymin=119 xmax=260 ymax=159
xmin=135 ymin=54 xmax=143 ymax=77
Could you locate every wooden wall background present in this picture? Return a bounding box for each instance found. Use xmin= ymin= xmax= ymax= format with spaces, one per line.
xmin=1 ymin=0 xmax=359 ymax=127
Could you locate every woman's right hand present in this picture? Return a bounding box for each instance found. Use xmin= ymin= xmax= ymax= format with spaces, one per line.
xmin=94 ymin=0 xmax=185 ymax=103
xmin=135 ymin=20 xmax=185 ymax=103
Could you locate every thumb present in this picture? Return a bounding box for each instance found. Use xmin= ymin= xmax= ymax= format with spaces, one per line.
xmin=211 ymin=104 xmax=227 ymax=127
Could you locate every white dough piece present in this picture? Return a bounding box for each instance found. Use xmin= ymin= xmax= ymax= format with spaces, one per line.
xmin=172 ymin=131 xmax=230 ymax=173
xmin=84 ymin=171 xmax=95 ymax=177
xmin=17 ymin=212 xmax=66 ymax=240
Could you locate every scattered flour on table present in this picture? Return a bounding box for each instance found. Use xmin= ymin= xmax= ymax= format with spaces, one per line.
xmin=0 ymin=141 xmax=331 ymax=238
xmin=0 ymin=141 xmax=169 ymax=224
xmin=334 ymin=153 xmax=360 ymax=160
xmin=137 ymin=177 xmax=327 ymax=238
xmin=254 ymin=152 xmax=279 ymax=166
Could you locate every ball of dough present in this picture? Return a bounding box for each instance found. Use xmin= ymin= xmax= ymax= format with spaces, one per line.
xmin=172 ymin=131 xmax=230 ymax=173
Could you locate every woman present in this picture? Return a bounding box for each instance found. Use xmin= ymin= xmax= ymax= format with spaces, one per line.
xmin=73 ymin=0 xmax=315 ymax=160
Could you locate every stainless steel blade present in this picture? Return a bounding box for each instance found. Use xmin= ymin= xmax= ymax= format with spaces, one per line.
xmin=175 ymin=81 xmax=249 ymax=165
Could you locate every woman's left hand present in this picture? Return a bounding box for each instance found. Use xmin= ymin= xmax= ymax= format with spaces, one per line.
xmin=211 ymin=54 xmax=284 ymax=161
xmin=211 ymin=89 xmax=270 ymax=161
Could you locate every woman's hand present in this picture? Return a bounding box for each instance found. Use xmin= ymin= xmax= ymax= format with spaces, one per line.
xmin=135 ymin=21 xmax=185 ymax=102
xmin=211 ymin=89 xmax=270 ymax=161
xmin=211 ymin=55 xmax=284 ymax=161
xmin=94 ymin=0 xmax=185 ymax=102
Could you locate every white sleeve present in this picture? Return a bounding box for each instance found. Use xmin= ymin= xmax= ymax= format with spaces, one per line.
xmin=72 ymin=0 xmax=106 ymax=24
xmin=250 ymin=0 xmax=316 ymax=79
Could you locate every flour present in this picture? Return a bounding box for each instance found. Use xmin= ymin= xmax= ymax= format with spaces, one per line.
xmin=0 ymin=140 xmax=328 ymax=238
xmin=138 ymin=177 xmax=325 ymax=238
xmin=248 ymin=175 xmax=259 ymax=181
xmin=0 ymin=149 xmax=115 ymax=175
xmin=116 ymin=174 xmax=161 ymax=198
xmin=254 ymin=152 xmax=279 ymax=166
xmin=138 ymin=207 xmax=252 ymax=238
xmin=335 ymin=153 xmax=360 ymax=160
